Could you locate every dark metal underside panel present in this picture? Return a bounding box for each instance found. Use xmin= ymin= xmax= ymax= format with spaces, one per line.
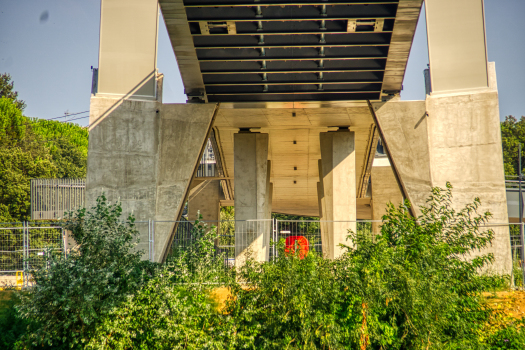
xmin=161 ymin=1 xmax=421 ymax=103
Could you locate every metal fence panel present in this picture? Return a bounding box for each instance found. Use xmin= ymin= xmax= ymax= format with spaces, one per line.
xmin=31 ymin=178 xmax=85 ymax=220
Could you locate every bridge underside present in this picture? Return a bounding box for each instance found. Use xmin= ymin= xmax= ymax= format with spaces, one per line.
xmin=214 ymin=104 xmax=376 ymax=217
xmin=86 ymin=0 xmax=512 ymax=272
xmin=160 ymin=0 xmax=419 ymax=103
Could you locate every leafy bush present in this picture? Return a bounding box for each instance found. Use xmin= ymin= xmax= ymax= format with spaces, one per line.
xmin=16 ymin=196 xmax=153 ymax=349
xmin=0 ymin=291 xmax=32 ymax=350
xmin=10 ymin=187 xmax=525 ymax=349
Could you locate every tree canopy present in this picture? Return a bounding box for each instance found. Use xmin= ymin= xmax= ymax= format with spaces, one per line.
xmin=0 ymin=75 xmax=88 ymax=222
xmin=501 ymin=115 xmax=525 ymax=177
xmin=0 ymin=73 xmax=26 ymax=111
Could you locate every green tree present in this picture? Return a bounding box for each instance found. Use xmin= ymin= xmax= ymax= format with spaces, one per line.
xmin=0 ymin=74 xmax=26 ymax=111
xmin=0 ymin=84 xmax=88 ymax=222
xmin=501 ymin=115 xmax=525 ymax=176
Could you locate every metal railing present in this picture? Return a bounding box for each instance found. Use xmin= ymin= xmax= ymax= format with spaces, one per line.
xmin=30 ymin=178 xmax=86 ymax=220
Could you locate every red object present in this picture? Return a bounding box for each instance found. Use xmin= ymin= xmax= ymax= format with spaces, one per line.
xmin=284 ymin=236 xmax=310 ymax=259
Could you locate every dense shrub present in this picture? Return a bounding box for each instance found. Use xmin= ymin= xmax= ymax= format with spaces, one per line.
xmin=16 ymin=196 xmax=154 ymax=349
xmin=6 ymin=186 xmax=525 ymax=349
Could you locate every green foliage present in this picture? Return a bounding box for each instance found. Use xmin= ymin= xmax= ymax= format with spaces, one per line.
xmin=8 ymin=188 xmax=525 ymax=349
xmin=16 ymin=196 xmax=151 ymax=349
xmin=0 ymin=292 xmax=32 ymax=350
xmin=0 ymin=73 xmax=26 ymax=111
xmin=230 ymin=248 xmax=342 ymax=349
xmin=336 ymin=183 xmax=499 ymax=349
xmin=83 ymin=214 xmax=234 ymax=349
xmin=501 ymin=115 xmax=525 ymax=176
xmin=0 ymin=147 xmax=57 ymax=222
xmin=0 ymin=87 xmax=88 ymax=222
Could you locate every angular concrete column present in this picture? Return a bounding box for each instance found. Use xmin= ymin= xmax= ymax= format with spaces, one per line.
xmin=234 ymin=133 xmax=272 ymax=263
xmin=188 ymin=180 xmax=221 ymax=224
xmin=372 ymin=86 xmax=512 ymax=273
xmin=319 ymin=130 xmax=356 ymax=259
xmin=87 ymin=101 xmax=218 ymax=262
xmin=370 ymin=157 xmax=403 ymax=234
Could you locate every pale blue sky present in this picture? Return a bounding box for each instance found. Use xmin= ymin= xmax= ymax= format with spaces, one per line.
xmin=0 ymin=0 xmax=524 ymax=127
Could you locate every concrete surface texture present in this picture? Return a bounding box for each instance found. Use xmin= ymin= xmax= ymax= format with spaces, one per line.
xmin=319 ymin=130 xmax=357 ymax=259
xmin=86 ymin=98 xmax=217 ymax=262
xmin=97 ymin=0 xmax=159 ymax=99
xmin=214 ymin=105 xmax=376 ymax=218
xmin=234 ymin=133 xmax=272 ymax=263
xmin=371 ymin=157 xmax=404 ymax=234
xmin=373 ymin=88 xmax=512 ymax=273
xmin=425 ymin=0 xmax=489 ymax=94
xmin=187 ymin=180 xmax=221 ymax=224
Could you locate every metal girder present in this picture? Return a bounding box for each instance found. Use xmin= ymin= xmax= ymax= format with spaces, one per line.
xmin=158 ymin=0 xmax=420 ymax=103
xmin=202 ymin=69 xmax=385 ymax=74
xmin=192 ymin=30 xmax=393 ymax=36
xmin=195 ymin=44 xmax=390 ymax=49
xmin=198 ymin=57 xmax=388 ymax=62
xmin=184 ymin=2 xmax=399 ymax=7
xmin=205 ymin=81 xmax=381 ymax=86
xmin=189 ymin=17 xmax=396 ymax=22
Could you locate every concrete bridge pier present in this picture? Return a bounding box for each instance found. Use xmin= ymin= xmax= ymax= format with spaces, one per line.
xmin=319 ymin=130 xmax=357 ymax=259
xmin=86 ymin=0 xmax=219 ymax=262
xmin=234 ymin=132 xmax=273 ymax=263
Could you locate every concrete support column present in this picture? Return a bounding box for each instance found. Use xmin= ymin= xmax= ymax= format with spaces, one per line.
xmin=319 ymin=130 xmax=356 ymax=259
xmin=96 ymin=0 xmax=159 ymax=99
xmin=234 ymin=133 xmax=272 ymax=263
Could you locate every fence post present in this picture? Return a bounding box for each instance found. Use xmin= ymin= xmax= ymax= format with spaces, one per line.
xmin=23 ymin=221 xmax=27 ymax=288
xmin=148 ymin=220 xmax=152 ymax=262
xmin=522 ymin=222 xmax=525 ymax=290
xmin=273 ymin=218 xmax=278 ymax=259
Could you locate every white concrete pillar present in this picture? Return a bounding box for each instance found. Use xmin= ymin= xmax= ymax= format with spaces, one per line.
xmin=319 ymin=130 xmax=356 ymax=259
xmin=234 ymin=133 xmax=272 ymax=263
xmin=96 ymin=0 xmax=159 ymax=99
xmin=425 ymin=0 xmax=489 ymax=93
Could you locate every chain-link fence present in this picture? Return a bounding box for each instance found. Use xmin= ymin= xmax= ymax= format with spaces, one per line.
xmin=0 ymin=222 xmax=65 ymax=288
xmin=2 ymin=220 xmax=524 ymax=288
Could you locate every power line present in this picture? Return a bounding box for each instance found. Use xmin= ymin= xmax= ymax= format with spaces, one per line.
xmin=21 ymin=110 xmax=90 ymax=127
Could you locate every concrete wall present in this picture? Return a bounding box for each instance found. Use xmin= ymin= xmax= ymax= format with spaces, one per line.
xmin=425 ymin=0 xmax=489 ymax=93
xmin=188 ymin=180 xmax=221 ymax=224
xmin=371 ymin=157 xmax=404 ymax=234
xmin=87 ymin=98 xmax=217 ymax=261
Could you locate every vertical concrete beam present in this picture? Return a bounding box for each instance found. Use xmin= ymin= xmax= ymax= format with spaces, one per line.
xmin=371 ymin=157 xmax=404 ymax=234
xmin=97 ymin=0 xmax=159 ymax=99
xmin=425 ymin=0 xmax=489 ymax=93
xmin=234 ymin=133 xmax=271 ymax=263
xmin=319 ymin=130 xmax=356 ymax=259
xmin=188 ymin=180 xmax=221 ymax=224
